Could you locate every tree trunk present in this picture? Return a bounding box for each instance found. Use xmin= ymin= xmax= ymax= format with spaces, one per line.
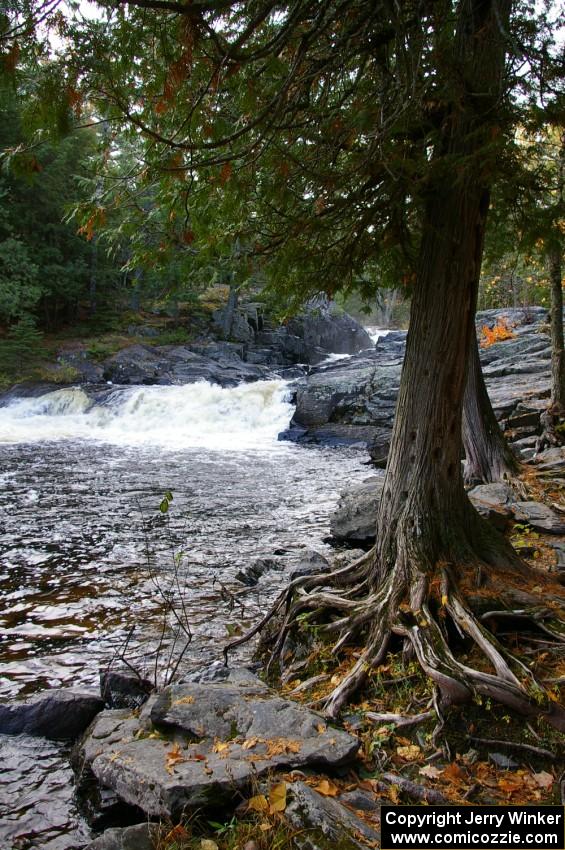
xmin=462 ymin=333 xmax=520 ymax=484
xmin=373 ymin=0 xmax=514 ymax=585
xmin=549 ymin=245 xmax=564 ymax=411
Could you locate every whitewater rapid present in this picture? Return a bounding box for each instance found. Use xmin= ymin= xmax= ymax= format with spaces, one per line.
xmin=0 ymin=380 xmax=295 ymax=450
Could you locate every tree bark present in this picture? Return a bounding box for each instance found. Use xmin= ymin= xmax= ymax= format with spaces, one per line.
xmin=549 ymin=245 xmax=564 ymax=412
xmin=462 ymin=333 xmax=520 ymax=484
xmin=373 ymin=0 xmax=515 ymax=586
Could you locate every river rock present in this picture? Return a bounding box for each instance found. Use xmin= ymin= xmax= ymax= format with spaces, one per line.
xmin=511 ymin=501 xmax=565 ymax=534
xmin=100 ymin=666 xmax=154 ymax=710
xmin=0 ymin=688 xmax=104 ymax=740
xmin=79 ymin=671 xmax=358 ymax=820
xmin=330 ymin=475 xmax=385 ymax=543
xmin=84 ymin=823 xmax=159 ymax=850
xmin=283 ymin=780 xmax=380 ymax=850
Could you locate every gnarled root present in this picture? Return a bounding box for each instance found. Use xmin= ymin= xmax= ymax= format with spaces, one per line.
xmin=225 ymin=548 xmax=565 ymax=731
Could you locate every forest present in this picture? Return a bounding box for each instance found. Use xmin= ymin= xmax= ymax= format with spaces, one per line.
xmin=0 ymin=1 xmax=564 ymax=849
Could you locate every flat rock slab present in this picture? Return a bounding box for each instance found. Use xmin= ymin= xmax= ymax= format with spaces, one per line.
xmin=81 ymin=673 xmax=359 ymax=820
xmin=0 ymin=688 xmax=104 ymax=740
xmin=512 ymin=501 xmax=565 ymax=534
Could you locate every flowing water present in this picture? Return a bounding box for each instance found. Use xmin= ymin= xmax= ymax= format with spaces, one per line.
xmin=0 ymin=378 xmax=372 ymax=849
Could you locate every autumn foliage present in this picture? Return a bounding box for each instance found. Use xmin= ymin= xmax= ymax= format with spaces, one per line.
xmin=480 ymin=318 xmax=516 ymax=348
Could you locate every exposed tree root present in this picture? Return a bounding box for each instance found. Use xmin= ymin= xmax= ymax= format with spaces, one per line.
xmin=225 ymin=544 xmax=565 ymax=732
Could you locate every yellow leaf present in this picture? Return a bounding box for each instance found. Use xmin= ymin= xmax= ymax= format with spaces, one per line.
xmin=441 ymin=594 xmax=448 ymax=606
xmin=247 ymin=794 xmax=269 ymax=813
xmin=201 ymin=841 xmax=219 ymax=850
xmin=260 ymin=821 xmax=272 ymax=832
xmin=174 ymin=695 xmax=194 ymax=705
xmin=388 ymin=784 xmax=400 ymax=804
xmin=315 ymin=778 xmax=339 ymax=797
xmin=213 ymin=740 xmax=230 ymax=754
xmin=242 ymin=736 xmax=260 ymax=750
xmin=269 ymin=781 xmax=287 ymax=813
xmin=316 ymin=723 xmax=327 ymax=734
xmin=396 ymin=745 xmax=421 ymax=761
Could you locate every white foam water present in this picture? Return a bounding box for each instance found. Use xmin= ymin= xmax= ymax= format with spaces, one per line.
xmin=0 ymin=380 xmax=295 ymax=451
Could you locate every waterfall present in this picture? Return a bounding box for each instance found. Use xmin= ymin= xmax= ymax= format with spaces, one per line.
xmin=0 ymin=380 xmax=295 ymax=451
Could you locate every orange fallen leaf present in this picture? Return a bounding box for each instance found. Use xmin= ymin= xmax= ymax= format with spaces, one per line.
xmin=266 ymin=738 xmax=301 ymax=757
xmin=442 ymin=761 xmax=464 ymax=782
xmin=165 ymin=824 xmax=189 ymax=842
xmin=165 ymin=743 xmax=186 ymax=773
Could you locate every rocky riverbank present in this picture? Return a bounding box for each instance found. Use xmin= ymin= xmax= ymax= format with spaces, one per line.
xmin=1 ymin=304 xmax=563 ymax=848
xmin=53 ymin=300 xmax=372 ymax=389
xmin=281 ymin=307 xmax=552 ymax=463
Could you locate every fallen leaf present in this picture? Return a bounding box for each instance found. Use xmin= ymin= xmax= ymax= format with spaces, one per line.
xmin=532 ymin=771 xmax=554 ymax=789
xmin=266 ymin=738 xmax=301 ymax=757
xmin=498 ymin=777 xmax=522 ymax=794
xmin=396 ymin=745 xmax=421 ymax=761
xmin=388 ymin=784 xmax=400 ymax=804
xmin=259 ymin=821 xmax=272 ymax=832
xmin=201 ymin=840 xmax=219 ymax=850
xmin=315 ymin=778 xmax=339 ymax=797
xmin=269 ymin=781 xmax=287 ymax=813
xmin=174 ymin=695 xmax=195 ymax=705
xmin=395 ymin=735 xmax=412 ymax=746
xmin=166 ymin=825 xmax=189 ymax=842
xmin=242 ymin=737 xmax=260 ymax=750
xmin=442 ymin=761 xmax=464 ymax=781
xmin=316 ymin=723 xmax=327 ymax=734
xmin=165 ymin=743 xmax=186 ymax=773
xmin=247 ymin=794 xmax=269 ymax=813
xmin=419 ymin=764 xmax=443 ymax=779
xmin=190 ymin=753 xmax=207 ymax=762
xmin=213 ymin=740 xmax=230 ymax=754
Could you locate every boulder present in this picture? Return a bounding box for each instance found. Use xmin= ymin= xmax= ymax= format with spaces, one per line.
xmin=234 ymin=556 xmax=284 ymax=586
xmin=330 ymin=476 xmax=384 ymax=544
xmin=283 ymin=780 xmax=380 ymax=850
xmin=467 ymin=483 xmax=514 ymax=530
xmin=84 ymin=823 xmax=158 ymax=850
xmin=100 ymin=666 xmax=154 ymax=710
xmin=286 ymin=300 xmax=373 ymax=362
xmin=0 ymin=688 xmax=104 ymax=740
xmin=78 ymin=670 xmax=359 ymax=821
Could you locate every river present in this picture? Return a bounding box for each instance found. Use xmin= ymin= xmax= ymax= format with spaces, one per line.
xmin=0 ymin=378 xmax=373 ymax=848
